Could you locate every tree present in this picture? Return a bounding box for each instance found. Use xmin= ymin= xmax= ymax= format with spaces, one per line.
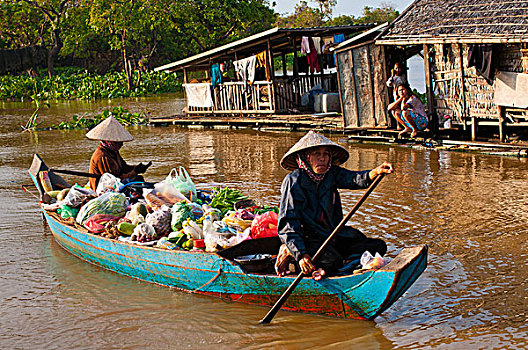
xmin=325 ymin=14 xmax=355 ymax=27
xmin=20 ymin=0 xmax=74 ymax=77
xmin=165 ymin=0 xmax=276 ymax=56
xmin=276 ymin=1 xmax=324 ymax=28
xmin=86 ymin=0 xmax=167 ymax=89
xmin=354 ymin=3 xmax=399 ymax=24
xmin=312 ymin=0 xmax=336 ymax=21
xmin=0 ymin=2 xmax=46 ymax=49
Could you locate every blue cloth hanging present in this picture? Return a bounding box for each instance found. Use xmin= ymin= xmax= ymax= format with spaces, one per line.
xmin=333 ymin=33 xmax=345 ymax=44
xmin=211 ymin=63 xmax=222 ymax=90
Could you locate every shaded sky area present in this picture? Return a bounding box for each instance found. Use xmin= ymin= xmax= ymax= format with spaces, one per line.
xmin=273 ymin=0 xmax=414 ymax=17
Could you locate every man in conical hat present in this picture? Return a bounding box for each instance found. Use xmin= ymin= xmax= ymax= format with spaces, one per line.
xmin=87 ymin=116 xmax=150 ymax=191
xmin=275 ymin=130 xmax=393 ymax=280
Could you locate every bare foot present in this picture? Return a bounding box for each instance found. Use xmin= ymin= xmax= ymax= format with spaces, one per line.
xmin=399 ymin=128 xmax=411 ymax=136
xmin=410 ymin=130 xmax=418 ymax=138
xmin=396 ymin=127 xmax=403 ymax=131
xmin=312 ymin=268 xmax=326 ymax=281
xmin=275 ymin=244 xmax=293 ymax=276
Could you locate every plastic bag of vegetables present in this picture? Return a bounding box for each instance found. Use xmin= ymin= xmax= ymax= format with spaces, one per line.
xmin=63 ymin=184 xmax=96 ymax=208
xmin=171 ymin=201 xmax=193 ymax=231
xmin=76 ymin=192 xmax=128 ymax=225
xmin=146 ymin=205 xmax=172 ymax=236
xmin=163 ymin=167 xmax=197 ymax=202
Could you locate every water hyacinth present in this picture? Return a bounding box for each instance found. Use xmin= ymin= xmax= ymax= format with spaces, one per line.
xmin=0 ymin=67 xmax=182 ymax=101
xmin=51 ymin=106 xmax=148 ymax=130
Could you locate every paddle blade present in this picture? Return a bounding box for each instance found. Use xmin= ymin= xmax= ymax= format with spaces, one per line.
xmin=259 ymin=273 xmax=304 ymax=324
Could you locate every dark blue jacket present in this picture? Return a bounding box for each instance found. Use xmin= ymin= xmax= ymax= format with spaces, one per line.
xmin=278 ymin=166 xmax=372 ymax=261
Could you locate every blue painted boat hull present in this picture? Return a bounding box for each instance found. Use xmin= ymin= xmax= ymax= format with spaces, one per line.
xmin=41 ymin=210 xmax=427 ymax=320
xmin=29 ymin=154 xmax=427 ymax=320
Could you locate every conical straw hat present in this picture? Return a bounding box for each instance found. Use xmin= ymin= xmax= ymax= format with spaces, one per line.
xmin=280 ymin=130 xmax=349 ymax=171
xmin=86 ymin=116 xmax=134 ymax=142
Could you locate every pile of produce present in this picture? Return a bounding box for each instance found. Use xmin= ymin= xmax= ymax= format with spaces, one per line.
xmin=40 ymin=170 xmax=279 ymax=253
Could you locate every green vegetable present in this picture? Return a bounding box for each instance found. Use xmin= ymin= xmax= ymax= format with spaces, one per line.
xmin=171 ymin=202 xmax=193 ymax=231
xmin=210 ymin=187 xmax=247 ymax=216
xmin=174 ymin=234 xmax=188 ymax=248
xmin=255 ymin=206 xmax=279 ymax=215
xmin=117 ymin=222 xmax=137 ymax=236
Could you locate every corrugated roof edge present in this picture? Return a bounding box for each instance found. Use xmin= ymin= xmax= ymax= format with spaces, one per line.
xmin=331 ymin=23 xmax=389 ymax=51
xmin=153 ymin=24 xmax=376 ymax=72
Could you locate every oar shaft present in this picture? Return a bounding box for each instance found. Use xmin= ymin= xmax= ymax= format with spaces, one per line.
xmin=312 ymin=173 xmax=385 ymax=262
xmin=50 ymin=168 xmax=100 ymax=179
xmin=259 ymin=173 xmax=385 ymax=324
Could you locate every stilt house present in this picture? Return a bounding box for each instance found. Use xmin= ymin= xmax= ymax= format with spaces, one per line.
xmin=376 ymin=0 xmax=528 ymax=141
xmin=154 ymin=26 xmax=373 ymax=117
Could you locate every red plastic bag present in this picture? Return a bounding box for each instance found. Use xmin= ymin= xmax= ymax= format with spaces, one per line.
xmin=84 ymin=214 xmax=121 ymax=233
xmin=250 ymin=211 xmax=278 ymax=239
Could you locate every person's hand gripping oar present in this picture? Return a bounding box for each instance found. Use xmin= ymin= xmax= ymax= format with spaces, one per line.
xmin=259 ymin=164 xmax=392 ymax=324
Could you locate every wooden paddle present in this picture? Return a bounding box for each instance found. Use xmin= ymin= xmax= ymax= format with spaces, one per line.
xmin=259 ymin=173 xmax=386 ymax=324
xmin=50 ymin=168 xmax=100 ymax=179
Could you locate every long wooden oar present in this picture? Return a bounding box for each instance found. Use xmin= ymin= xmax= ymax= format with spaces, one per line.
xmin=50 ymin=168 xmax=100 ymax=179
xmin=259 ymin=173 xmax=386 ymax=324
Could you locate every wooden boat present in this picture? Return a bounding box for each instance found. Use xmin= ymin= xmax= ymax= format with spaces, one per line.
xmin=28 ymin=154 xmax=427 ymax=320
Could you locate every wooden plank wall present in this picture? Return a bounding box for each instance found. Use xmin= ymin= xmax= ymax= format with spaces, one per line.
xmin=371 ymin=45 xmax=390 ymax=127
xmin=337 ymin=50 xmax=359 ymax=127
xmin=353 ymin=46 xmax=376 ymax=126
xmin=337 ymin=43 xmax=389 ymax=128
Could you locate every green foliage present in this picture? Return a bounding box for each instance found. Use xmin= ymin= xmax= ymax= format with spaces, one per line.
xmin=0 ymin=67 xmax=182 ymax=101
xmin=210 ymin=187 xmax=247 ymax=217
xmin=21 ymin=100 xmax=41 ymax=132
xmin=0 ymin=2 xmax=46 ymax=49
xmin=166 ymin=0 xmax=275 ymax=54
xmin=276 ymin=1 xmax=324 ymax=28
xmin=354 ymin=5 xmax=399 ymax=24
xmin=277 ymin=3 xmax=399 ymax=28
xmin=51 ymin=106 xmax=148 ymax=130
xmin=413 ymin=89 xmax=427 ymax=106
xmin=326 ymin=14 xmax=355 ymax=27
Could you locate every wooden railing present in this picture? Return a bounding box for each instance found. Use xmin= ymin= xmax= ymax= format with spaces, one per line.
xmin=187 ymin=81 xmax=273 ymax=114
xmin=274 ymin=74 xmax=338 ymax=112
xmin=186 ymin=75 xmax=337 ymax=114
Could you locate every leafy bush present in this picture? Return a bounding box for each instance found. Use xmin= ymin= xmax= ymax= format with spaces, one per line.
xmin=0 ymin=67 xmax=182 ymax=101
xmin=51 ymin=106 xmax=148 ymax=130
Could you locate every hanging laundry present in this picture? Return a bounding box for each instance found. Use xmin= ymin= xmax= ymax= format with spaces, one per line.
xmin=312 ymin=37 xmax=322 ymax=54
xmin=295 ymin=56 xmax=309 ymax=74
xmin=468 ymin=44 xmax=497 ymax=85
xmin=333 ymin=33 xmax=345 ymax=44
xmin=307 ymin=37 xmax=321 ymax=73
xmin=211 ymin=63 xmax=222 ymax=90
xmin=255 ymin=51 xmax=271 ymax=81
xmin=233 ymin=55 xmax=257 ymax=83
xmin=322 ymin=37 xmax=335 ymax=53
xmin=301 ymin=36 xmax=311 ymax=54
xmin=183 ymin=83 xmax=214 ymax=108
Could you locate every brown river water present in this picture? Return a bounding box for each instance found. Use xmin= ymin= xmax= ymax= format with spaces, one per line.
xmin=1 ymin=94 xmax=528 ymax=349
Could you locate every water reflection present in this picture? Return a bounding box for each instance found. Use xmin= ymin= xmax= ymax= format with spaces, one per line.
xmin=2 ymin=97 xmax=528 ymax=348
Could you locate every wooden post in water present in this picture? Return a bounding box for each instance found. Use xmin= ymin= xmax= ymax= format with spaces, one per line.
xmin=457 ymin=43 xmax=471 ymax=139
xmin=267 ymin=38 xmax=275 ymax=111
xmin=423 ymin=44 xmax=436 ymax=138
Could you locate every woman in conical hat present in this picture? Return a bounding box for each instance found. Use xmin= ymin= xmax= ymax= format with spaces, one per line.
xmin=87 ymin=116 xmax=150 ymax=191
xmin=275 ymin=131 xmax=394 ymax=280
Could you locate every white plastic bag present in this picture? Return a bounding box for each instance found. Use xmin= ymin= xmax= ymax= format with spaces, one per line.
xmin=153 ymin=182 xmax=189 ymax=205
xmin=360 ymin=251 xmax=387 ymax=270
xmin=63 ymin=184 xmax=96 ymax=208
xmin=163 ymin=167 xmax=197 ymax=201
xmin=96 ymin=173 xmax=123 ymax=196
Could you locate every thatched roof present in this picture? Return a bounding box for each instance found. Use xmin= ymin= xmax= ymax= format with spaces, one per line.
xmin=377 ymin=0 xmax=528 ymax=44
